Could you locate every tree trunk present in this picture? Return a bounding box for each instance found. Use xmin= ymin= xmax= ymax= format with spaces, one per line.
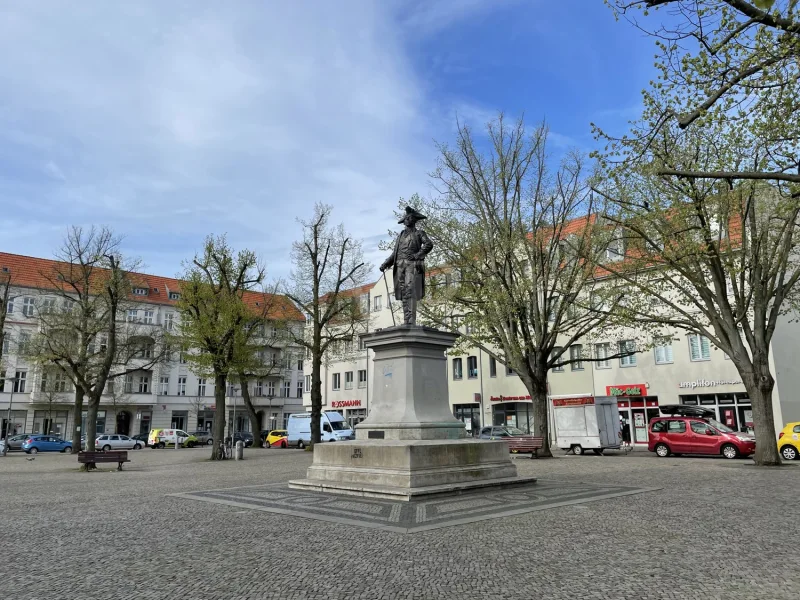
xmin=743 ymin=357 xmax=781 ymax=466
xmin=82 ymin=393 xmax=101 ymax=470
xmin=523 ymin=369 xmax=553 ymax=457
xmin=71 ymin=387 xmax=84 ymax=454
xmin=239 ymin=376 xmax=262 ymax=447
xmin=310 ymin=355 xmax=322 ymax=446
xmin=211 ymin=373 xmax=227 ymax=460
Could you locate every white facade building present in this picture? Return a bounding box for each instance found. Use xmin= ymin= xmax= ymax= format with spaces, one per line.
xmin=0 ymin=252 xmax=305 ymax=440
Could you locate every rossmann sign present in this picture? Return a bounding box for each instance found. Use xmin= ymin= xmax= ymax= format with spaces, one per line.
xmin=331 ymin=399 xmax=362 ymax=408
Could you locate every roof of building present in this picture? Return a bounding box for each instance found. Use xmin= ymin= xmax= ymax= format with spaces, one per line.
xmin=0 ymin=252 xmax=304 ymax=322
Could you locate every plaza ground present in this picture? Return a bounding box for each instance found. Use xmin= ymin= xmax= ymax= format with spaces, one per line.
xmin=0 ymin=447 xmax=797 ymax=600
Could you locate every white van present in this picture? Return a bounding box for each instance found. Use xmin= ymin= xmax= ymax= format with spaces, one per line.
xmin=287 ymin=411 xmax=354 ymax=449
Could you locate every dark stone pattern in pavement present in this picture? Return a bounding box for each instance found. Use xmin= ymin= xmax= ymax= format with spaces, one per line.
xmin=175 ymin=481 xmax=655 ymax=532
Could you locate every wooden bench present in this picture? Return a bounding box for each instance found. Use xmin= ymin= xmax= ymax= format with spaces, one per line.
xmin=78 ymin=450 xmax=130 ymax=471
xmin=504 ymin=436 xmax=544 ymax=458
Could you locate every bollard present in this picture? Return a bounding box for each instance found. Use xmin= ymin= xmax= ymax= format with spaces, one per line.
xmin=235 ymin=440 xmax=244 ymax=461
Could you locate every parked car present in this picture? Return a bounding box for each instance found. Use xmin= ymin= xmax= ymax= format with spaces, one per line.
xmin=22 ymin=436 xmax=73 ymax=454
xmin=148 ymin=429 xmax=199 ymax=448
xmin=287 ymin=412 xmax=354 ymax=448
xmin=648 ymin=405 xmax=755 ymax=459
xmin=225 ymin=432 xmax=254 ymax=448
xmin=265 ymin=429 xmax=288 ymax=448
xmin=478 ymin=426 xmax=528 ymax=440
xmin=131 ymin=433 xmax=150 ymax=447
xmin=95 ymin=434 xmax=143 ymax=451
xmin=4 ymin=433 xmax=33 ymax=452
xmin=191 ymin=431 xmax=213 ymax=445
xmin=777 ymin=422 xmax=800 ymax=461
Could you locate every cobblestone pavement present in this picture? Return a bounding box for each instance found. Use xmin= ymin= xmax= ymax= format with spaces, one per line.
xmin=1 ymin=447 xmax=797 ymax=600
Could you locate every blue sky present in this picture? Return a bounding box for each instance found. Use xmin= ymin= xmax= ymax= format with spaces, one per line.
xmin=0 ymin=1 xmax=655 ymax=281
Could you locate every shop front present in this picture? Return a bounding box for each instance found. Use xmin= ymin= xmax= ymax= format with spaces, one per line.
xmin=679 ymin=389 xmax=752 ymax=433
xmin=453 ymin=403 xmax=481 ymax=437
xmin=331 ymin=399 xmax=367 ymax=430
xmin=490 ymin=395 xmax=534 ymax=434
xmin=608 ymin=384 xmax=659 ymax=445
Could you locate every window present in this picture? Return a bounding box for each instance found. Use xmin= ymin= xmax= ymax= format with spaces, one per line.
xmin=654 ymin=337 xmax=674 ymax=364
xmin=127 ymin=309 xmax=138 ymax=322
xmin=452 ymin=358 xmax=463 ymax=380
xmin=345 ymin=371 xmax=354 ymax=390
xmin=179 ymin=352 xmax=187 ymax=364
xmin=40 ymin=297 xmax=56 ymax=314
xmin=552 ymin=347 xmax=564 ymax=372
xmin=159 ymin=376 xmax=169 ymax=395
xmin=690 ymin=421 xmax=711 ymax=434
xmin=254 ymin=380 xmax=263 ymax=397
xmin=99 ymin=336 xmax=107 ymax=355
xmin=506 ymin=365 xmax=515 ymax=376
xmin=41 ymin=370 xmax=69 ymax=392
xmin=138 ymin=375 xmax=150 ymax=394
xmin=359 ymin=293 xmax=369 ymax=314
xmin=107 ymin=379 xmax=115 ymax=395
xmin=283 ymin=380 xmax=291 ymax=397
xmin=605 ymin=233 xmax=625 ymax=261
xmin=0 ymin=370 xmax=4 ymax=392
xmin=169 ymin=292 xmax=180 ymax=300
xmin=373 ymin=295 xmax=382 ymax=312
xmin=305 ymin=375 xmax=311 ymax=392
xmin=17 ymin=331 xmax=31 ymax=354
xmin=570 ymin=345 xmax=583 ymax=370
xmin=267 ymin=380 xmax=275 ymax=397
xmin=1 ymin=336 xmax=8 ymax=355
xmin=296 ymin=356 xmax=303 ymax=371
xmin=595 ymin=343 xmax=611 ymax=369
xmin=22 ymin=297 xmax=35 ymax=317
xmin=358 ymin=370 xmax=367 ymax=388
xmin=651 ymin=420 xmax=667 ymax=433
xmin=465 ymin=356 xmax=477 ymax=379
xmin=667 ymin=420 xmax=686 ymax=433
xmin=227 ymin=382 xmax=237 ymax=396
xmin=5 ymin=298 xmax=13 ymax=314
xmin=164 ymin=313 xmax=175 ymax=331
xmin=124 ymin=374 xmax=133 ymax=393
xmin=489 ymin=357 xmax=497 ymax=377
xmin=133 ymin=287 xmax=148 ymax=296
xmin=177 ymin=376 xmax=186 ymax=396
xmin=332 ymin=373 xmax=341 ymax=390
xmin=143 ymin=310 xmax=154 ymax=324
xmin=619 ymin=340 xmax=637 ymax=367
xmin=296 ymin=381 xmax=303 ymax=398
xmin=358 ymin=336 xmax=367 ymax=351
xmin=688 ymin=334 xmax=711 ymax=361
xmin=139 ymin=341 xmax=154 ymax=359
xmin=548 ymin=296 xmax=559 ymax=322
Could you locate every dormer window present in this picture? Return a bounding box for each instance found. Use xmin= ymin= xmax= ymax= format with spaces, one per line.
xmin=133 ymin=288 xmax=148 ymax=296
xmin=605 ymin=233 xmax=625 ymax=262
xmin=152 ymin=287 xmax=159 ymax=293
xmin=169 ymin=292 xmax=180 ymax=300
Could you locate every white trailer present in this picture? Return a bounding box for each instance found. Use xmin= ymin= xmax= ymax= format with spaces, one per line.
xmin=549 ymin=395 xmax=620 ymax=455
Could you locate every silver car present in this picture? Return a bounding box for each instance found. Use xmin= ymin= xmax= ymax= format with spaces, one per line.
xmin=4 ymin=433 xmax=33 ymax=451
xmin=95 ymin=434 xmax=143 ymax=451
xmin=190 ymin=430 xmax=213 ymax=445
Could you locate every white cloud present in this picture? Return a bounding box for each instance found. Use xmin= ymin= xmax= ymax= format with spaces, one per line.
xmin=0 ymin=1 xmax=485 ymax=278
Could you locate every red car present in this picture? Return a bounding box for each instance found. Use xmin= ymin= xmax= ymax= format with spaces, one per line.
xmin=648 ymin=405 xmax=756 ymax=459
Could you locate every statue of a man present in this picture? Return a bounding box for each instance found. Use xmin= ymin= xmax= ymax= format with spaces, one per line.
xmin=380 ymin=206 xmax=434 ymax=326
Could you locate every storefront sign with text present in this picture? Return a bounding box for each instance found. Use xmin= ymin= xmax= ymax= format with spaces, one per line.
xmin=331 ymin=399 xmax=362 ymax=408
xmin=552 ymin=397 xmax=595 ymax=407
xmin=489 ymin=395 xmax=532 ymax=402
xmin=678 ymin=379 xmax=742 ymax=389
xmin=606 ymin=384 xmax=647 ymax=397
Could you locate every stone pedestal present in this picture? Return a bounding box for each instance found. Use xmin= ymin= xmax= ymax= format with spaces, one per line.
xmin=288 ymin=325 xmax=535 ymax=500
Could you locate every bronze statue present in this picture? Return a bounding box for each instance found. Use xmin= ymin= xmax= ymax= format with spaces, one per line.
xmin=380 ymin=206 xmax=434 ymax=326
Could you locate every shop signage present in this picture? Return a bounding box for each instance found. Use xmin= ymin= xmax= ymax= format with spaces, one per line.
xmin=331 ymin=399 xmax=362 ymax=408
xmin=606 ymin=384 xmax=646 ymax=397
xmin=678 ymin=379 xmax=742 ymax=389
xmin=490 ymin=395 xmax=532 ymax=402
xmin=552 ymin=397 xmax=594 ymax=407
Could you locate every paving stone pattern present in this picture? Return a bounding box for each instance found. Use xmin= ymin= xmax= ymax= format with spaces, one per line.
xmin=0 ymin=448 xmax=798 ymax=599
xmin=174 ymin=480 xmax=656 ymax=533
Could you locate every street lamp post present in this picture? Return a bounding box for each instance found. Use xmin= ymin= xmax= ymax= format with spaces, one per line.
xmin=266 ymin=391 xmax=275 ymax=447
xmin=2 ymin=374 xmax=17 ymax=457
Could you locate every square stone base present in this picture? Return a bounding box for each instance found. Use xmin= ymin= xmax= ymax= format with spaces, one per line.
xmin=288 ymin=439 xmax=535 ymax=501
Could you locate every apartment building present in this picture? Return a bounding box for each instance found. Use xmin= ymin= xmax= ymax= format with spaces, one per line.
xmin=0 ymin=252 xmax=305 ymax=440
xmin=304 ymin=274 xmax=800 ymax=446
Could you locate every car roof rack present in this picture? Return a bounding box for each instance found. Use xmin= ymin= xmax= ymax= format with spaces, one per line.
xmin=658 ymin=404 xmax=715 ymax=418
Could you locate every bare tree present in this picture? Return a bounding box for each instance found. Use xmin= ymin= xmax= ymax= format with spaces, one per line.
xmin=285 ymin=203 xmax=370 ymax=446
xmin=28 ymin=227 xmax=160 ymax=461
xmin=412 ymin=115 xmax=631 ymax=456
xmin=0 ymin=268 xmax=11 ymax=372
xmin=174 ymin=235 xmax=266 ymax=460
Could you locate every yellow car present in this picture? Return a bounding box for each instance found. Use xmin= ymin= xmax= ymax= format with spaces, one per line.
xmin=265 ymin=429 xmax=288 ymax=448
xmin=778 ymin=422 xmax=800 ymax=461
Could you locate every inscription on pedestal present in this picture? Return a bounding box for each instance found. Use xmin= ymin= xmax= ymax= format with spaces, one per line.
xmin=351 ymin=448 xmax=362 ymax=459
xmin=368 ymin=431 xmax=385 ymax=439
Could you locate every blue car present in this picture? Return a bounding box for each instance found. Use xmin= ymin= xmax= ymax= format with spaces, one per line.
xmin=22 ymin=435 xmax=73 ymax=454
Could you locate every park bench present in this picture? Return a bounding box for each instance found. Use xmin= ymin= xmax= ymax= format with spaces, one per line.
xmin=504 ymin=436 xmax=544 ymax=459
xmin=78 ymin=450 xmax=130 ymax=471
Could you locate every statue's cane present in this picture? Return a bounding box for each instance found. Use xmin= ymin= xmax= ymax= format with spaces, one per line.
xmin=382 ymin=269 xmax=396 ymax=326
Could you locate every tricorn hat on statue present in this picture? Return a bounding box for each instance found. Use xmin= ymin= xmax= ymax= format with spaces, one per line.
xmin=398 ymin=206 xmax=427 ymax=224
